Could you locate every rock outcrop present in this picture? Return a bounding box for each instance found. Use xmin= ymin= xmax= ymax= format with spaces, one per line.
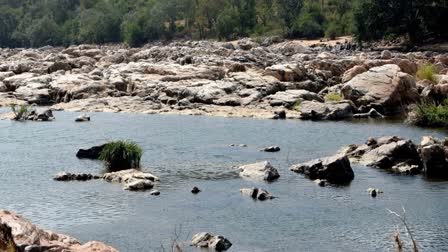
xmin=0 ymin=210 xmax=118 ymax=252
xmin=340 ymin=136 xmax=422 ymax=171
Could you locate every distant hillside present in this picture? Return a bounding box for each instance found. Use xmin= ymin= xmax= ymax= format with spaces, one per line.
xmin=0 ymin=0 xmax=447 ymax=48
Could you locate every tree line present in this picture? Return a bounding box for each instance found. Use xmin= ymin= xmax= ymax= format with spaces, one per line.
xmin=0 ymin=0 xmax=447 ymax=48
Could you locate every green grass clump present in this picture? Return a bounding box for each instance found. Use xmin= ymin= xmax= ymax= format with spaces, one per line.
xmin=99 ymin=140 xmax=143 ymax=171
xmin=10 ymin=104 xmax=30 ymax=121
xmin=324 ymin=92 xmax=343 ymax=102
xmin=293 ymin=100 xmax=302 ymax=111
xmin=413 ymin=99 xmax=448 ymax=127
xmin=416 ymin=64 xmax=438 ymax=83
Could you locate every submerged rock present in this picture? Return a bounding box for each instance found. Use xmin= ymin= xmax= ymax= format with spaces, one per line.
xmin=54 ymin=172 xmax=99 ymax=181
xmin=239 ymin=161 xmax=280 ymax=182
xmin=191 ymin=186 xmax=201 ymax=194
xmin=191 ymin=232 xmax=232 ymax=251
xmin=261 ymin=146 xmax=281 ymax=152
xmin=367 ymin=188 xmax=383 ymax=197
xmin=290 ymin=154 xmax=354 ymax=184
xmin=240 ymin=188 xmax=274 ymax=201
xmin=76 ymin=144 xmax=105 ymax=159
xmin=0 ymin=210 xmax=117 ymax=252
xmin=75 ymin=114 xmax=90 ymax=122
xmin=353 ymin=108 xmax=384 ymax=119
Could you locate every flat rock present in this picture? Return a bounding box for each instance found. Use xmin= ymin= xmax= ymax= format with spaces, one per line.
xmin=298 ymin=100 xmax=354 ymax=120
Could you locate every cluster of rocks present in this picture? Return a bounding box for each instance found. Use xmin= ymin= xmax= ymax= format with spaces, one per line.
xmin=0 ymin=39 xmax=446 ymax=120
xmin=340 ymin=135 xmax=448 ymax=177
xmin=0 ymin=210 xmax=117 ymax=252
xmin=289 ymin=135 xmax=448 ymax=186
xmin=191 ymin=232 xmax=232 ymax=251
xmin=54 ymin=172 xmax=100 ymax=181
xmin=54 ymin=169 xmax=160 ymax=191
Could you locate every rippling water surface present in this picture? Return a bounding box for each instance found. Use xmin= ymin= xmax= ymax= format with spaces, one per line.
xmin=0 ymin=110 xmax=447 ymax=252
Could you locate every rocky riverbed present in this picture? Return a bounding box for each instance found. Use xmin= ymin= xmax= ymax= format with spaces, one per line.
xmin=1 ymin=38 xmax=447 ymax=120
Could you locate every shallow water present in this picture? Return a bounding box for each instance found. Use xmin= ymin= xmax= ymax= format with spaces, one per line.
xmin=0 ymin=111 xmax=447 ymax=252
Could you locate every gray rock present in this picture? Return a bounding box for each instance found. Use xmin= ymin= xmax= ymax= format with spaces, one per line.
xmin=76 ymin=144 xmax=106 ymax=159
xmin=191 ymin=232 xmax=232 ymax=251
xmin=75 ymin=114 xmax=90 ymax=122
xmin=123 ymin=178 xmax=154 ymax=191
xmin=421 ymin=144 xmax=448 ymax=177
xmin=149 ymin=190 xmax=160 ymax=196
xmin=53 ymin=172 xmax=97 ymax=181
xmin=290 ymin=154 xmax=354 ymax=184
xmin=240 ymin=188 xmax=274 ymax=201
xmin=239 ymin=161 xmax=280 ymax=182
xmin=353 ymin=108 xmax=384 ymax=118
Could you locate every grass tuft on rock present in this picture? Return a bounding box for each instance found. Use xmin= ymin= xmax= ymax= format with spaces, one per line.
xmin=324 ymin=92 xmax=343 ymax=102
xmin=416 ymin=64 xmax=438 ymax=83
xmin=10 ymin=104 xmax=30 ymax=121
xmin=99 ymin=140 xmax=143 ymax=171
xmin=411 ymin=99 xmax=448 ymax=127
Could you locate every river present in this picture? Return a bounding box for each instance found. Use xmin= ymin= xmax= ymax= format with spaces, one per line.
xmin=0 ymin=111 xmax=447 ymax=251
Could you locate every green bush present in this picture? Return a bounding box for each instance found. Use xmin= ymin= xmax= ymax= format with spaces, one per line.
xmin=412 ymin=99 xmax=448 ymax=127
xmin=99 ymin=140 xmax=143 ymax=171
xmin=10 ymin=104 xmax=30 ymax=121
xmin=324 ymin=92 xmax=343 ymax=102
xmin=416 ymin=64 xmax=438 ymax=83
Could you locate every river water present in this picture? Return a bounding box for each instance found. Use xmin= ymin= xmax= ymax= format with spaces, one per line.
xmin=0 ymin=111 xmax=447 ymax=252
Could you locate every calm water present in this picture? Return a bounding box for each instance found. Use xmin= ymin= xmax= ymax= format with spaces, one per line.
xmin=0 ymin=110 xmax=447 ymax=252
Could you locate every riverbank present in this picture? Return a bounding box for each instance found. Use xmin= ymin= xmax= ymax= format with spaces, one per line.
xmin=1 ymin=38 xmax=447 ymax=121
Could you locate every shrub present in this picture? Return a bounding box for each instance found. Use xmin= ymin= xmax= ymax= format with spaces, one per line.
xmin=99 ymin=140 xmax=143 ymax=171
xmin=411 ymin=99 xmax=448 ymax=127
xmin=10 ymin=104 xmax=30 ymax=121
xmin=324 ymin=92 xmax=343 ymax=102
xmin=416 ymin=64 xmax=438 ymax=83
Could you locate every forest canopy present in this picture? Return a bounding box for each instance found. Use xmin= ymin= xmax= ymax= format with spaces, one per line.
xmin=0 ymin=0 xmax=447 ymax=48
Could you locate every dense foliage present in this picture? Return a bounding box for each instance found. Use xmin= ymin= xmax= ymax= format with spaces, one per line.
xmin=99 ymin=140 xmax=143 ymax=171
xmin=0 ymin=0 xmax=446 ymax=47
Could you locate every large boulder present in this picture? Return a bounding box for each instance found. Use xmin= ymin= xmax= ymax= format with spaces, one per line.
xmin=298 ymin=100 xmax=354 ymax=120
xmin=420 ymin=142 xmax=448 ymax=178
xmin=239 ymin=161 xmax=280 ymax=182
xmin=191 ymin=232 xmax=232 ymax=251
xmin=290 ymin=154 xmax=354 ymax=184
xmin=0 ymin=210 xmax=117 ymax=252
xmin=341 ymin=64 xmax=419 ymax=115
